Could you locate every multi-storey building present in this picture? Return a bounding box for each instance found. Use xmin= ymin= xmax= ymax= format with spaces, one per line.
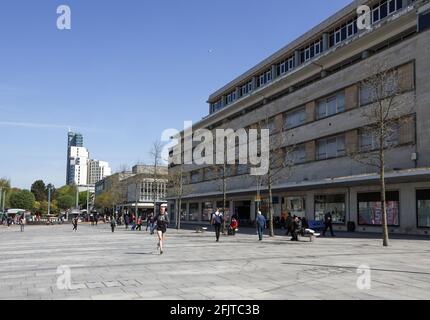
xmin=68 ymin=146 xmax=89 ymax=187
xmin=87 ymin=160 xmax=112 ymax=185
xmin=168 ymin=0 xmax=430 ymax=235
xmin=66 ymin=131 xmax=83 ymax=185
xmin=95 ymin=165 xmax=168 ymax=216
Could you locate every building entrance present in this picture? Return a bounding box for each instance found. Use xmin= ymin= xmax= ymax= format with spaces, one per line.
xmin=234 ymin=201 xmax=251 ymax=226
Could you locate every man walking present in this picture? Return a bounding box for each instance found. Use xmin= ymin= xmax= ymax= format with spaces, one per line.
xmin=211 ymin=208 xmax=224 ymax=242
xmin=256 ymin=211 xmax=266 ymax=241
xmin=110 ymin=216 xmax=116 ymax=233
xmin=20 ymin=215 xmax=25 ymax=232
xmin=72 ymin=217 xmax=78 ymax=232
xmin=323 ymin=211 xmax=335 ymax=237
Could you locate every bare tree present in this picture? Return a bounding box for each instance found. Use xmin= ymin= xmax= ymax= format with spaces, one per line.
xmin=150 ymin=140 xmax=164 ymax=217
xmin=210 ymin=161 xmax=231 ymax=234
xmin=254 ymin=116 xmax=295 ymax=237
xmin=349 ymin=61 xmax=414 ymax=247
xmin=168 ymin=165 xmax=193 ymax=229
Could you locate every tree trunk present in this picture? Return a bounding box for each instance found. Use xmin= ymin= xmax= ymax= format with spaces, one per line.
xmin=177 ymin=197 xmax=182 ymax=230
xmin=222 ymin=165 xmax=227 ymax=235
xmin=380 ymin=131 xmax=389 ymax=247
xmin=268 ymin=180 xmax=274 ymax=237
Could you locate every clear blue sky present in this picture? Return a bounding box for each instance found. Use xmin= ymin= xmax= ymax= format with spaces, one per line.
xmin=0 ymin=0 xmax=351 ymax=189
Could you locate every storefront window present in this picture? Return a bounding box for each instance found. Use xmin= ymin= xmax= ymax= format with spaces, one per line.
xmin=189 ymin=203 xmax=199 ymax=221
xmin=358 ymin=192 xmax=400 ymax=226
xmin=180 ymin=203 xmax=187 ymax=221
xmin=285 ymin=197 xmax=306 ymax=218
xmin=202 ymin=202 xmax=213 ymax=222
xmin=315 ymin=194 xmax=346 ymax=223
xmin=417 ymin=190 xmax=430 ymax=228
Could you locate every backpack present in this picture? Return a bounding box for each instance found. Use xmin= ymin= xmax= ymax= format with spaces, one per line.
xmin=212 ymin=213 xmax=223 ymax=225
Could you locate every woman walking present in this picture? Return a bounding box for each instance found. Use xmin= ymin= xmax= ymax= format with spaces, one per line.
xmin=154 ymin=206 xmax=169 ymax=255
xmin=111 ymin=216 xmax=117 ymax=233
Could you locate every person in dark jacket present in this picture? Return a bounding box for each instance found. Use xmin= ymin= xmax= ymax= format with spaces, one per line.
xmin=323 ymin=211 xmax=335 ymax=237
xmin=154 ymin=207 xmax=170 ymax=254
xmin=110 ymin=216 xmax=116 ymax=233
xmin=72 ymin=218 xmax=78 ymax=232
xmin=256 ymin=211 xmax=267 ymax=241
xmin=124 ymin=214 xmax=130 ymax=230
xmin=290 ymin=216 xmax=300 ymax=241
xmin=211 ymin=209 xmax=224 ymax=242
xmin=285 ymin=213 xmax=293 ymax=236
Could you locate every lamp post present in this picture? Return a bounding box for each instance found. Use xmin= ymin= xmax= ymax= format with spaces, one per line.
xmin=47 ymin=186 xmax=51 ymax=216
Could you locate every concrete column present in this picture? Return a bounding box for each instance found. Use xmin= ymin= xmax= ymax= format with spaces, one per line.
xmin=305 ymin=193 xmax=314 ymax=221
xmin=221 ymin=95 xmax=226 ymax=108
xmin=230 ymin=200 xmax=234 ymax=218
xmin=400 ymin=185 xmax=416 ymax=233
xmin=402 ymin=0 xmax=409 ymax=8
xmin=322 ymin=33 xmax=329 ymax=51
xmin=198 ymin=202 xmax=202 ymax=222
xmin=185 ymin=202 xmax=190 ymax=221
xmin=235 ymin=87 xmax=241 ymax=100
xmin=250 ymin=199 xmax=256 ymax=221
xmin=294 ymin=50 xmax=301 ymax=67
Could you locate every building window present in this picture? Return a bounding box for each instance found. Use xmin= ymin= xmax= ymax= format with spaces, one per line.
xmin=288 ymin=57 xmax=295 ymax=70
xmin=358 ymin=191 xmax=400 ymax=226
xmin=189 ymin=203 xmax=199 ymax=221
xmin=202 ymin=202 xmax=213 ymax=222
xmin=417 ymin=190 xmax=430 ymax=228
xmin=316 ymin=134 xmax=346 ymax=160
xmin=315 ymin=194 xmax=346 ymax=224
xmin=236 ymin=164 xmax=249 ymax=175
xmin=190 ymin=171 xmax=201 ymax=184
xmin=359 ymin=83 xmax=374 ymax=106
xmin=288 ymin=144 xmax=306 ymax=164
xmin=359 ymin=123 xmax=400 ymax=152
xmin=285 ymin=197 xmax=306 ymax=218
xmin=285 ymin=107 xmax=306 ymax=129
xmin=316 ymin=91 xmax=345 ymax=119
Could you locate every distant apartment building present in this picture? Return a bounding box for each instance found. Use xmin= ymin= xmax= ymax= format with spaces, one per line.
xmin=66 ymin=131 xmax=112 ymax=188
xmin=168 ymin=0 xmax=430 ymax=235
xmin=87 ymin=160 xmax=112 ymax=185
xmin=68 ymin=146 xmax=89 ymax=186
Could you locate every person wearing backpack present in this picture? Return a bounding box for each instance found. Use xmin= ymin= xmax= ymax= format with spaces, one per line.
xmin=211 ymin=209 xmax=224 ymax=242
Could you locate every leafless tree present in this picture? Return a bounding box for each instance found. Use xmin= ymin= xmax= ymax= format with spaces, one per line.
xmin=348 ymin=60 xmax=415 ymax=247
xmin=150 ymin=140 xmax=164 ymax=217
xmin=168 ymin=165 xmax=193 ymax=229
xmin=254 ymin=115 xmax=295 ymax=237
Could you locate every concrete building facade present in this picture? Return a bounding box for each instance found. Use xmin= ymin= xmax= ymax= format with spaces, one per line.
xmin=168 ymin=0 xmax=430 ymax=235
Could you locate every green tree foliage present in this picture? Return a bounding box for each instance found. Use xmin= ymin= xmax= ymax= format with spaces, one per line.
xmin=57 ymin=194 xmax=75 ymax=210
xmin=31 ymin=180 xmax=47 ymax=202
xmin=9 ymin=190 xmax=35 ymax=211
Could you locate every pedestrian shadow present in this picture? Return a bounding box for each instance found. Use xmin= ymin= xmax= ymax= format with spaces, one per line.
xmin=124 ymin=252 xmax=157 ymax=256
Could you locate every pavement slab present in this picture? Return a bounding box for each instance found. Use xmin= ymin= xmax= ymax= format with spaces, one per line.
xmin=0 ymin=223 xmax=429 ymax=300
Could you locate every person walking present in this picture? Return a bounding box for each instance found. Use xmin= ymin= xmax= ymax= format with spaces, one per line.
xmin=72 ymin=217 xmax=78 ymax=232
xmin=290 ymin=216 xmax=300 ymax=241
xmin=256 ymin=211 xmax=267 ymax=241
xmin=136 ymin=217 xmax=142 ymax=231
xmin=154 ymin=206 xmax=170 ymax=254
xmin=124 ymin=214 xmax=130 ymax=230
xmin=20 ymin=215 xmax=25 ymax=232
xmin=211 ymin=208 xmax=224 ymax=242
xmin=147 ymin=214 xmax=155 ymax=234
xmin=285 ymin=213 xmax=292 ymax=236
xmin=110 ymin=216 xmax=116 ymax=233
xmin=323 ymin=211 xmax=335 ymax=237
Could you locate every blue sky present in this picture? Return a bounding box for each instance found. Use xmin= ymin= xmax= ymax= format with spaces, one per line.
xmin=0 ymin=0 xmax=351 ymax=189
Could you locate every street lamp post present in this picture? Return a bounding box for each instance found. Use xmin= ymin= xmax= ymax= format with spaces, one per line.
xmin=47 ymin=186 xmax=51 ymax=216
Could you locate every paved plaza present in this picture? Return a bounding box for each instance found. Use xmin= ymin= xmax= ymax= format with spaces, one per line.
xmin=0 ymin=223 xmax=429 ymax=300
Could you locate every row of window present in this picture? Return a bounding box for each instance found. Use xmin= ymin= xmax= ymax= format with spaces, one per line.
xmin=209 ymin=0 xmax=412 ymax=114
